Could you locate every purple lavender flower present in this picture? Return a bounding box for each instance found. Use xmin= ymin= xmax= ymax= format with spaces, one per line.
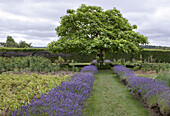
xmin=104 ymin=59 xmax=113 ymax=64
xmin=80 ymin=65 xmax=98 ymax=74
xmin=91 ymin=60 xmax=97 ymax=65
xmin=12 ymin=66 xmax=97 ymax=116
xmin=113 ymin=65 xmax=170 ymax=115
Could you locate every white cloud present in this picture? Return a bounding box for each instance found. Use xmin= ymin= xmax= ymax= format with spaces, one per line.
xmin=152 ymin=7 xmax=170 ymax=22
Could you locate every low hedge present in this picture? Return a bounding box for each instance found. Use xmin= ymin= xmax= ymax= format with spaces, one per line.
xmin=0 ymin=47 xmax=46 ymax=52
xmin=1 ymin=48 xmax=170 ymax=63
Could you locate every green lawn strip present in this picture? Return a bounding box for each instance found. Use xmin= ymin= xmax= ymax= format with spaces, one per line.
xmin=83 ymin=70 xmax=149 ymax=116
xmin=136 ymin=74 xmax=156 ymax=78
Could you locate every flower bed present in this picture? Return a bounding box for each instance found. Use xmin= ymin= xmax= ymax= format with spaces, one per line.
xmin=80 ymin=65 xmax=98 ymax=74
xmin=113 ymin=65 xmax=170 ymax=116
xmin=12 ymin=65 xmax=97 ymax=116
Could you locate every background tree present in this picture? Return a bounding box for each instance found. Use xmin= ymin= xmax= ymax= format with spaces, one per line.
xmin=0 ymin=36 xmax=32 ymax=48
xmin=0 ymin=42 xmax=6 ymax=47
xmin=18 ymin=41 xmax=32 ymax=48
xmin=48 ymin=4 xmax=148 ymax=66
xmin=5 ymin=36 xmax=18 ymax=47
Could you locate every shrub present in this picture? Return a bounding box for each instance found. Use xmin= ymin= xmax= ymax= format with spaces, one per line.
xmin=80 ymin=65 xmax=98 ymax=74
xmin=91 ymin=60 xmax=97 ymax=65
xmin=104 ymin=59 xmax=113 ymax=65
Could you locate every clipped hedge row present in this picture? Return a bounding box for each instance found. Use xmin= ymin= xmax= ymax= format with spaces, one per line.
xmin=1 ymin=47 xmax=170 ymax=63
xmin=12 ymin=65 xmax=97 ymax=116
xmin=113 ymin=65 xmax=170 ymax=116
xmin=0 ymin=47 xmax=46 ymax=52
xmin=59 ymin=49 xmax=170 ymax=63
xmin=105 ymin=49 xmax=170 ymax=63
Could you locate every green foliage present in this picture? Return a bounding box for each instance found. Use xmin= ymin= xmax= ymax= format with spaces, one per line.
xmin=1 ymin=48 xmax=169 ymax=63
xmin=0 ymin=56 xmax=62 ymax=74
xmin=97 ymin=65 xmax=111 ymax=70
xmin=154 ymin=73 xmax=170 ymax=87
xmin=140 ymin=45 xmax=170 ymax=50
xmin=140 ymin=49 xmax=170 ymax=63
xmin=48 ymin=4 xmax=148 ymax=55
xmin=112 ymin=58 xmax=141 ymax=67
xmin=53 ymin=49 xmax=170 ymax=63
xmin=69 ymin=63 xmax=91 ymax=66
xmin=54 ymin=56 xmax=65 ymax=64
xmin=0 ymin=47 xmax=46 ymax=52
xmin=18 ymin=41 xmax=32 ymax=48
xmin=0 ymin=73 xmax=69 ymax=112
xmin=0 ymin=36 xmax=32 ymax=48
xmin=6 ymin=36 xmax=18 ymax=47
xmin=141 ymin=63 xmax=170 ymax=73
xmin=105 ymin=49 xmax=170 ymax=63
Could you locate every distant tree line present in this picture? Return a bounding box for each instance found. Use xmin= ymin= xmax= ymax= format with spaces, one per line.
xmin=0 ymin=36 xmax=32 ymax=48
xmin=139 ymin=45 xmax=170 ymax=50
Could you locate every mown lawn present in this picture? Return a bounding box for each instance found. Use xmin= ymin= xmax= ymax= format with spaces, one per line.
xmin=83 ymin=70 xmax=149 ymax=116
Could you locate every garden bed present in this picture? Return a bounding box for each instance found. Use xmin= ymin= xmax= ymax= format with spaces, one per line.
xmin=0 ymin=73 xmax=71 ymax=115
xmin=113 ymin=65 xmax=170 ymax=116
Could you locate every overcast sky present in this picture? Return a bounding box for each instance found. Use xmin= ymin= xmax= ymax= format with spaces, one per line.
xmin=0 ymin=0 xmax=170 ymax=47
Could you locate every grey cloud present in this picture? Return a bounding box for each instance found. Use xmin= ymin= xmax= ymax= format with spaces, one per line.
xmin=0 ymin=18 xmax=56 ymax=31
xmin=0 ymin=1 xmax=78 ymax=22
xmin=0 ymin=0 xmax=170 ymax=47
xmin=20 ymin=30 xmax=56 ymax=38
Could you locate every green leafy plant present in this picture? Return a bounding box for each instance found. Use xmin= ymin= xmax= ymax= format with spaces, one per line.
xmin=48 ymin=4 xmax=148 ymax=66
xmin=0 ymin=73 xmax=69 ymax=113
xmin=0 ymin=56 xmax=63 ymax=74
xmin=154 ymin=72 xmax=170 ymax=86
xmin=55 ymin=56 xmax=65 ymax=64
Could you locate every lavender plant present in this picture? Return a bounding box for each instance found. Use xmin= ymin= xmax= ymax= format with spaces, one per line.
xmin=113 ymin=65 xmax=170 ymax=116
xmin=91 ymin=60 xmax=97 ymax=65
xmin=12 ymin=65 xmax=97 ymax=116
xmin=81 ymin=65 xmax=98 ymax=74
xmin=104 ymin=59 xmax=113 ymax=65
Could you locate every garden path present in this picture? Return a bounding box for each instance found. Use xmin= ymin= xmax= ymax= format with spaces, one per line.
xmin=83 ymin=70 xmax=149 ymax=116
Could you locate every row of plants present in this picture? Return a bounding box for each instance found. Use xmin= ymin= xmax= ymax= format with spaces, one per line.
xmin=113 ymin=65 xmax=170 ymax=116
xmin=141 ymin=63 xmax=170 ymax=73
xmin=105 ymin=49 xmax=170 ymax=63
xmin=136 ymin=63 xmax=170 ymax=87
xmin=91 ymin=59 xmax=113 ymax=70
xmin=1 ymin=48 xmax=170 ymax=63
xmin=91 ymin=58 xmax=141 ymax=66
xmin=0 ymin=73 xmax=69 ymax=115
xmin=0 ymin=56 xmax=73 ymax=74
xmin=153 ymin=73 xmax=170 ymax=87
xmin=12 ymin=65 xmax=98 ymax=116
xmin=91 ymin=58 xmax=141 ymax=70
xmin=0 ymin=47 xmax=46 ymax=52
xmin=91 ymin=58 xmax=170 ymax=72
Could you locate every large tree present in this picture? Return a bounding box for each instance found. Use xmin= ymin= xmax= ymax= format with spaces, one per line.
xmin=48 ymin=4 xmax=148 ymax=65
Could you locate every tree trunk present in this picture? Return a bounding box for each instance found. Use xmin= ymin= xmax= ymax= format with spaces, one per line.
xmin=99 ymin=49 xmax=104 ymax=66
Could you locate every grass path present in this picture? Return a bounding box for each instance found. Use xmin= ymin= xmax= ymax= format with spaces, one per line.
xmin=83 ymin=70 xmax=149 ymax=116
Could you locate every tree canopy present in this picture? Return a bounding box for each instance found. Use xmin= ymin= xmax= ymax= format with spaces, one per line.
xmin=5 ymin=36 xmax=18 ymax=47
xmin=0 ymin=36 xmax=32 ymax=48
xmin=18 ymin=41 xmax=32 ymax=48
xmin=47 ymin=4 xmax=148 ymax=65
